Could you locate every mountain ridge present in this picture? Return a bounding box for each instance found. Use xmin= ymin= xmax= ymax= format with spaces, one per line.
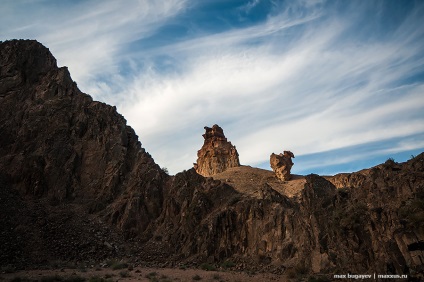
xmin=1 ymin=40 xmax=423 ymax=279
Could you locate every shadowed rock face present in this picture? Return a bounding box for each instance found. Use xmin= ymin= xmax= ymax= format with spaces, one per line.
xmin=194 ymin=124 xmax=240 ymax=177
xmin=270 ymin=151 xmax=295 ymax=181
xmin=1 ymin=40 xmax=423 ymax=279
xmin=0 ymin=40 xmax=168 ymax=264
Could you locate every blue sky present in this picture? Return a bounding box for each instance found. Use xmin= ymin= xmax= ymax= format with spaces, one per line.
xmin=1 ymin=0 xmax=424 ymax=175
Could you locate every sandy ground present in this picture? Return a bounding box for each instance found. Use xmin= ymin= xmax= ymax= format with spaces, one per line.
xmin=0 ymin=266 xmax=288 ymax=282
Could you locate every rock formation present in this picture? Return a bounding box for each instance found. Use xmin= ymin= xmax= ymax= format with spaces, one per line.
xmin=1 ymin=40 xmax=423 ymax=280
xmin=194 ymin=124 xmax=240 ymax=177
xmin=270 ymin=150 xmax=295 ymax=181
xmin=0 ymin=40 xmax=168 ymax=264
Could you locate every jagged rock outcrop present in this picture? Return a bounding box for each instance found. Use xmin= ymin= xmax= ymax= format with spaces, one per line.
xmin=1 ymin=40 xmax=423 ymax=280
xmin=270 ymin=151 xmax=295 ymax=181
xmin=194 ymin=124 xmax=240 ymax=177
xmin=0 ymin=40 xmax=168 ymax=265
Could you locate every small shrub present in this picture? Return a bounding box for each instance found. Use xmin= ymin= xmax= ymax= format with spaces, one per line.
xmin=221 ymin=260 xmax=235 ymax=269
xmin=192 ymin=274 xmax=202 ymax=280
xmin=200 ymin=263 xmax=216 ymax=271
xmin=145 ymin=272 xmax=157 ymax=278
xmin=119 ymin=271 xmax=130 ymax=278
xmin=145 ymin=272 xmax=162 ymax=281
xmin=110 ymin=261 xmax=128 ymax=270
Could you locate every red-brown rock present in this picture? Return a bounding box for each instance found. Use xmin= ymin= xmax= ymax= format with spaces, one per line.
xmin=194 ymin=125 xmax=240 ymax=177
xmin=270 ymin=151 xmax=295 ymax=181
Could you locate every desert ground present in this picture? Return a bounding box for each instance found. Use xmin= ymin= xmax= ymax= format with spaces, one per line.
xmin=1 ymin=266 xmax=290 ymax=282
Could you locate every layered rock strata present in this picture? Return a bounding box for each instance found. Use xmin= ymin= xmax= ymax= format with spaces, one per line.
xmin=270 ymin=151 xmax=295 ymax=181
xmin=194 ymin=124 xmax=240 ymax=177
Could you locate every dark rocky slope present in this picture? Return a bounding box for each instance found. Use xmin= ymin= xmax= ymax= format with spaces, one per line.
xmin=0 ymin=40 xmax=423 ymax=279
xmin=0 ymin=40 xmax=167 ymax=266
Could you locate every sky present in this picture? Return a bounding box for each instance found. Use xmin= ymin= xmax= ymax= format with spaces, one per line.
xmin=1 ymin=0 xmax=424 ymax=175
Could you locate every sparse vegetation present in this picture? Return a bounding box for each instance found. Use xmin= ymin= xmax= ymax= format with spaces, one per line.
xmin=200 ymin=263 xmax=216 ymax=271
xmin=220 ymin=260 xmax=235 ymax=269
xmin=119 ymin=271 xmax=130 ymax=278
xmin=108 ymin=260 xmax=128 ymax=270
xmin=145 ymin=271 xmax=160 ymax=281
xmin=146 ymin=271 xmax=157 ymax=278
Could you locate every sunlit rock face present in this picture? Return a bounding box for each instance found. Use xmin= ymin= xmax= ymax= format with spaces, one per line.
xmin=270 ymin=151 xmax=295 ymax=181
xmin=194 ymin=124 xmax=240 ymax=177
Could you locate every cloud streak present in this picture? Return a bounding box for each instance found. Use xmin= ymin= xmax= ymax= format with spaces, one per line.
xmin=1 ymin=0 xmax=423 ymax=174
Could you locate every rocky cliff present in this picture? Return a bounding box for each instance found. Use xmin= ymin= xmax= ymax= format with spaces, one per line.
xmin=0 ymin=40 xmax=167 ymax=265
xmin=0 ymin=40 xmax=423 ymax=280
xmin=194 ymin=124 xmax=240 ymax=177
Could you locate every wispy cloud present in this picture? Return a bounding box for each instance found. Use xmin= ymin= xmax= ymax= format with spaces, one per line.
xmin=1 ymin=0 xmax=423 ymax=174
xmin=1 ymin=0 xmax=188 ymax=99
